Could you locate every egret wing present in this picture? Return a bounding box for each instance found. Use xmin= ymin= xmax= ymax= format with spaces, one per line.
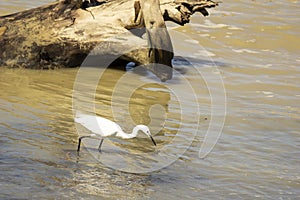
xmin=75 ymin=113 xmax=122 ymax=137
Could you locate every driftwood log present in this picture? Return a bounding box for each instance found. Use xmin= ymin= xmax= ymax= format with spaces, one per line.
xmin=0 ymin=0 xmax=218 ymax=81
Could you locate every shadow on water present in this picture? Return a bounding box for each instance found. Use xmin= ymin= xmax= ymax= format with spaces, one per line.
xmin=83 ymin=54 xmax=228 ymax=77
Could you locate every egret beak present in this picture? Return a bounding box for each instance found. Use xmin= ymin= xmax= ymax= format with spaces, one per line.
xmin=149 ymin=135 xmax=157 ymax=146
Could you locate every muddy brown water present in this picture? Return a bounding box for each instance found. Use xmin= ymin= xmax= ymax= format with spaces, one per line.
xmin=0 ymin=0 xmax=299 ymax=199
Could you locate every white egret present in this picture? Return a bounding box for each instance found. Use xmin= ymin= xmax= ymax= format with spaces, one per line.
xmin=75 ymin=113 xmax=157 ymax=152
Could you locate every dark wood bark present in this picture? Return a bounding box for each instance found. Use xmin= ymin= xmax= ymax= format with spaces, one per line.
xmin=0 ymin=0 xmax=218 ymax=81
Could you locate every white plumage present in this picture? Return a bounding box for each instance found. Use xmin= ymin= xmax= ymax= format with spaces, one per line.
xmin=75 ymin=113 xmax=156 ymax=152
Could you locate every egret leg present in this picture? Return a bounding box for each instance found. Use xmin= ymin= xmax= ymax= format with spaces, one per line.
xmin=77 ymin=134 xmax=104 ymax=154
xmin=77 ymin=134 xmax=98 ymax=152
xmin=77 ymin=135 xmax=92 ymax=152
xmin=98 ymin=139 xmax=104 ymax=153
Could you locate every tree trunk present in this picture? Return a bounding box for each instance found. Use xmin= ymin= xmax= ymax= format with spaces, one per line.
xmin=0 ymin=0 xmax=218 ymax=81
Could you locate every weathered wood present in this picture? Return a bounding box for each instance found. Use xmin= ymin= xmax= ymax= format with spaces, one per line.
xmin=0 ymin=0 xmax=218 ymax=81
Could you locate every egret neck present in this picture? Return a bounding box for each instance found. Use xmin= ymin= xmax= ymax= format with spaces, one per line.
xmin=116 ymin=126 xmax=143 ymax=139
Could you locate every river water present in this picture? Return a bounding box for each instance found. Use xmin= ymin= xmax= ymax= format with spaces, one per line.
xmin=0 ymin=0 xmax=299 ymax=199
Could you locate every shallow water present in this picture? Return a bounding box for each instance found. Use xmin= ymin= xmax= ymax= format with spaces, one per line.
xmin=1 ymin=0 xmax=299 ymax=199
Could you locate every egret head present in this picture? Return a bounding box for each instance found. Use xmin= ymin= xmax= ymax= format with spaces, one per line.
xmin=136 ymin=125 xmax=157 ymax=146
